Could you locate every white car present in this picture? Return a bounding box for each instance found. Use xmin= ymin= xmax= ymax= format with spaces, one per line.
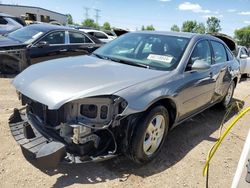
xmin=237 ymin=46 xmax=250 ymax=76
xmin=79 ymin=29 xmax=116 ymax=43
xmin=0 ymin=13 xmax=25 ymax=35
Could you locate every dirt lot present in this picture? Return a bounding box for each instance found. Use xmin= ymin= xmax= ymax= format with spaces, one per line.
xmin=0 ymin=78 xmax=250 ymax=188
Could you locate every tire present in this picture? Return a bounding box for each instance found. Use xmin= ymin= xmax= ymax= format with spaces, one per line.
xmin=220 ymin=81 xmax=235 ymax=109
xmin=128 ymin=105 xmax=169 ymax=164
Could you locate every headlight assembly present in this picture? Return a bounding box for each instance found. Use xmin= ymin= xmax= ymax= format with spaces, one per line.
xmin=64 ymin=96 xmax=128 ymax=125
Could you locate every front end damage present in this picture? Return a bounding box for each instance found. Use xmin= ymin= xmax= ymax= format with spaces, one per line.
xmin=9 ymin=94 xmax=133 ymax=168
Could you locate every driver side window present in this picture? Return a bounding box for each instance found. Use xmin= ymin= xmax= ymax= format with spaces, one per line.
xmin=186 ymin=40 xmax=211 ymax=71
xmin=42 ymin=31 xmax=65 ymax=45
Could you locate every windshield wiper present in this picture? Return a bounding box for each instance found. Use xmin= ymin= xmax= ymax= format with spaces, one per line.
xmin=92 ymin=53 xmax=149 ymax=69
xmin=108 ymin=57 xmax=150 ymax=69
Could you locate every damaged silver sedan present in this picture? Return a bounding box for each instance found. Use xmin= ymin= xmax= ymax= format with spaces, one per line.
xmin=9 ymin=31 xmax=240 ymax=168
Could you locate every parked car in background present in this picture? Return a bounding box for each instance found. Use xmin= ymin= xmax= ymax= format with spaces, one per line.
xmin=9 ymin=31 xmax=240 ymax=167
xmin=79 ymin=29 xmax=116 ymax=43
xmin=0 ymin=13 xmax=26 ymax=35
xmin=0 ymin=23 xmax=102 ymax=73
xmin=102 ymin=30 xmax=117 ymax=38
xmin=236 ymin=45 xmax=250 ymax=76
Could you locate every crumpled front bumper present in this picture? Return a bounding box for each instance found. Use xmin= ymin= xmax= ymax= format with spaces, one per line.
xmin=8 ymin=108 xmax=117 ymax=168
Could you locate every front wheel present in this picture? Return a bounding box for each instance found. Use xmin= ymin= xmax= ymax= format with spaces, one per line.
xmin=128 ymin=106 xmax=169 ymax=164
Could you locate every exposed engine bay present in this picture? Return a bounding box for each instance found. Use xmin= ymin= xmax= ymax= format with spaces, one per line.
xmin=17 ymin=93 xmax=129 ymax=163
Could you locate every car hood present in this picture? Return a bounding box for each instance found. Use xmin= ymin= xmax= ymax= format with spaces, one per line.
xmin=13 ymin=55 xmax=165 ymax=109
xmin=0 ymin=35 xmax=23 ymax=46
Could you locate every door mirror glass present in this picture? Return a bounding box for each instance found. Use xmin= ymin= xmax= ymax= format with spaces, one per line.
xmin=36 ymin=41 xmax=49 ymax=48
xmin=191 ymin=59 xmax=211 ymax=70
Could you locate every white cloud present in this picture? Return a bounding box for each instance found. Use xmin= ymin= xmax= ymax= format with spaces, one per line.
xmin=227 ymin=9 xmax=237 ymax=13
xmin=178 ymin=2 xmax=211 ymax=13
xmin=202 ymin=14 xmax=223 ymax=19
xmin=159 ymin=0 xmax=171 ymax=2
xmin=239 ymin=11 xmax=250 ymax=15
xmin=244 ymin=20 xmax=250 ymax=24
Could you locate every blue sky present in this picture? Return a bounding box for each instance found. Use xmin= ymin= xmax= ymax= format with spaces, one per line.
xmin=2 ymin=0 xmax=250 ymax=36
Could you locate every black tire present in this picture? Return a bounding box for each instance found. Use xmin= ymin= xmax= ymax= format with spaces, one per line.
xmin=128 ymin=105 xmax=169 ymax=164
xmin=220 ymin=81 xmax=235 ymax=109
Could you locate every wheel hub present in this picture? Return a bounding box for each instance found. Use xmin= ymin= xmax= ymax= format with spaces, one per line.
xmin=143 ymin=114 xmax=165 ymax=156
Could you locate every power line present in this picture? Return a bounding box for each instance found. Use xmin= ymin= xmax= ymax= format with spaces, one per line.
xmin=83 ymin=7 xmax=90 ymax=19
xmin=94 ymin=9 xmax=101 ymax=24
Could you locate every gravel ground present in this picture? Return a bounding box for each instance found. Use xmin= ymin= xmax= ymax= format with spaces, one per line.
xmin=0 ymin=78 xmax=250 ymax=188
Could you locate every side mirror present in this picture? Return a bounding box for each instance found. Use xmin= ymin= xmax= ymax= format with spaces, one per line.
xmin=240 ymin=54 xmax=248 ymax=59
xmin=191 ymin=60 xmax=211 ymax=70
xmin=36 ymin=41 xmax=49 ymax=48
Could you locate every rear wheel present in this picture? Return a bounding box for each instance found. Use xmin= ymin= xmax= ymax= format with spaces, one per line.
xmin=221 ymin=81 xmax=235 ymax=109
xmin=128 ymin=106 xmax=169 ymax=164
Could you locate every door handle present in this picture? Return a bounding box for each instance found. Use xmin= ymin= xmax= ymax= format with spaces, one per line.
xmin=87 ymin=46 xmax=94 ymax=49
xmin=59 ymin=49 xmax=67 ymax=52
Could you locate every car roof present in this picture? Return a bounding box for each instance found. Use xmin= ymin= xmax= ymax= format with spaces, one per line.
xmin=25 ymin=23 xmax=75 ymax=32
xmin=133 ymin=31 xmax=199 ymax=38
xmin=80 ymin=29 xmax=105 ymax=33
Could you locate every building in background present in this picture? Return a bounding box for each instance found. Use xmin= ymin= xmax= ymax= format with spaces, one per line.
xmin=0 ymin=4 xmax=67 ymax=25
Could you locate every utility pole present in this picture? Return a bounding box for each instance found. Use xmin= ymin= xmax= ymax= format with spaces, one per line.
xmin=94 ymin=9 xmax=101 ymax=24
xmin=83 ymin=7 xmax=90 ymax=19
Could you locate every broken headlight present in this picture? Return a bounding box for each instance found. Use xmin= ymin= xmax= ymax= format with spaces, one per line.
xmin=64 ymin=96 xmax=128 ymax=125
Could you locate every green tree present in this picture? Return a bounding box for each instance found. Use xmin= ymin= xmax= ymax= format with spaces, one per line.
xmin=102 ymin=22 xmax=111 ymax=30
xmin=65 ymin=14 xmax=73 ymax=25
xmin=82 ymin=19 xmax=99 ymax=29
xmin=206 ymin=16 xmax=221 ymax=33
xmin=170 ymin=24 xmax=180 ymax=32
xmin=146 ymin=25 xmax=155 ymax=30
xmin=234 ymin=25 xmax=250 ymax=47
xmin=194 ymin=23 xmax=206 ymax=34
xmin=141 ymin=25 xmax=145 ymax=30
xmin=181 ymin=20 xmax=198 ymax=32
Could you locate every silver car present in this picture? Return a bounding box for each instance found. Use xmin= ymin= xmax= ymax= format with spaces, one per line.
xmin=236 ymin=45 xmax=250 ymax=76
xmin=9 ymin=31 xmax=240 ymax=167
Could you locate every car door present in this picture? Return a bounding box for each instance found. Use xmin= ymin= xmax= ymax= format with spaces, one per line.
xmin=209 ymin=40 xmax=233 ymax=102
xmin=28 ymin=31 xmax=68 ymax=64
xmin=178 ymin=40 xmax=214 ymax=119
xmin=67 ymin=31 xmax=99 ymax=56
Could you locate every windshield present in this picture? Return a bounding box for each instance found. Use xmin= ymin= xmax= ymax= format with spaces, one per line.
xmin=93 ymin=32 xmax=190 ymax=71
xmin=7 ymin=26 xmax=44 ymax=44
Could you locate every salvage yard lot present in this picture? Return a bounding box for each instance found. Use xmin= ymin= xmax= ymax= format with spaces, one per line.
xmin=0 ymin=77 xmax=250 ymax=188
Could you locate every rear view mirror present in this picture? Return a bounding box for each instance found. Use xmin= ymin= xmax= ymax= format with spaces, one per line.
xmin=191 ymin=60 xmax=211 ymax=70
xmin=36 ymin=41 xmax=49 ymax=48
xmin=240 ymin=54 xmax=248 ymax=59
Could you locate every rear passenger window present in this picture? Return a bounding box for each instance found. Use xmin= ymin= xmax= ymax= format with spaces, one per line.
xmin=226 ymin=48 xmax=234 ymax=61
xmin=211 ymin=41 xmax=227 ymax=63
xmin=69 ymin=32 xmax=92 ymax=43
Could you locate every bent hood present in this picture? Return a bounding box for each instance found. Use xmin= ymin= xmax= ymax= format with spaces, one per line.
xmin=13 ymin=55 xmax=165 ymax=109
